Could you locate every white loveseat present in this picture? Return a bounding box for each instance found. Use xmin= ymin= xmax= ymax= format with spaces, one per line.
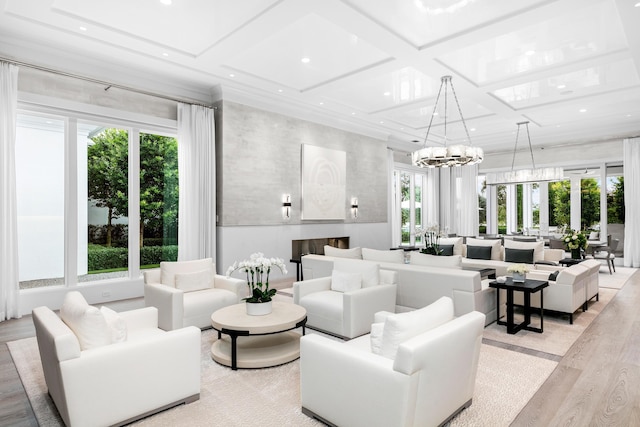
xmin=32 ymin=292 xmax=201 ymax=427
xmin=144 ymin=258 xmax=246 ymax=330
xmin=300 ymin=297 xmax=486 ymax=427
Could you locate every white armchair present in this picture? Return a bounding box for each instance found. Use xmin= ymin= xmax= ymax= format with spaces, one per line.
xmin=300 ymin=297 xmax=486 ymax=427
xmin=144 ymin=258 xmax=246 ymax=330
xmin=293 ymin=259 xmax=397 ymax=339
xmin=32 ymin=292 xmax=201 ymax=427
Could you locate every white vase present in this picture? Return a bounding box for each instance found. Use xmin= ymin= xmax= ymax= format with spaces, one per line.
xmin=512 ymin=272 xmax=526 ymax=283
xmin=246 ymin=300 xmax=272 ymax=316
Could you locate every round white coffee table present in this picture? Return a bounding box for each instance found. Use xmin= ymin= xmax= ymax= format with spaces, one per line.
xmin=210 ymin=301 xmax=307 ymax=370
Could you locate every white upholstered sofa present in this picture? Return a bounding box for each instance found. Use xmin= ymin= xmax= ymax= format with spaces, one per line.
xmin=144 ymin=258 xmax=246 ymax=330
xmin=32 ymin=291 xmax=201 ymax=427
xmin=301 ymin=254 xmax=497 ymax=326
xmin=293 ymin=259 xmax=398 ymax=339
xmin=300 ymin=297 xmax=486 ymax=427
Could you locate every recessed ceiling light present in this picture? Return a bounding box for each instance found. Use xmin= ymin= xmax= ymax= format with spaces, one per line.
xmin=525 ymin=50 xmax=536 ymax=56
xmin=79 ymin=26 xmax=87 ymax=31
xmin=301 ymin=57 xmax=310 ymax=64
xmin=162 ymin=52 xmax=169 ymax=57
xmin=160 ymin=0 xmax=172 ymax=5
xmin=383 ymin=91 xmax=391 ymax=96
xmin=635 ymin=2 xmax=640 ymax=7
xmin=379 ymin=121 xmax=384 ymax=124
xmin=319 ymin=102 xmax=324 ymax=105
xmin=351 ymin=112 xmax=356 ymax=115
xmin=433 ymin=112 xmax=439 ymax=116
xmin=277 ymin=89 xmax=283 ymax=93
xmin=229 ymin=73 xmax=235 ymax=78
xmin=470 ymin=128 xmax=476 ymax=131
xmin=557 ymin=84 xmax=566 ymax=89
xmin=579 ymin=108 xmax=587 ymax=113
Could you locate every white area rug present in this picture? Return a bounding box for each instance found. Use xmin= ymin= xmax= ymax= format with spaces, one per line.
xmin=9 ymin=330 xmax=557 ymax=427
xmin=597 ymin=266 xmax=637 ymax=289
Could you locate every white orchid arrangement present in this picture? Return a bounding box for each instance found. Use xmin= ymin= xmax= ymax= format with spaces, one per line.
xmin=507 ymin=264 xmax=529 ymax=275
xmin=416 ymin=223 xmax=445 ymax=255
xmin=226 ymin=252 xmax=288 ymax=303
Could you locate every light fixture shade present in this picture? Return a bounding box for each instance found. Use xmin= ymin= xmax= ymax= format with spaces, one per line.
xmin=485 ymin=167 xmax=564 ymax=185
xmin=412 ymin=75 xmax=482 ymax=168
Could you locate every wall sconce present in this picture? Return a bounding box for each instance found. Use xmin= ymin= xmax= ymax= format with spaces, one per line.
xmin=351 ymin=197 xmax=359 ymax=219
xmin=282 ymin=194 xmax=291 ymax=220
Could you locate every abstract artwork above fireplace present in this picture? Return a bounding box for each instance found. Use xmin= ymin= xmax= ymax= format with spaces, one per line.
xmin=301 ymin=144 xmax=346 ymax=220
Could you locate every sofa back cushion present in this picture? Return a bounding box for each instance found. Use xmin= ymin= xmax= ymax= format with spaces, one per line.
xmin=504 ymin=248 xmax=535 ymax=264
xmin=439 ymin=237 xmax=463 ymax=255
xmin=333 ymin=259 xmax=379 ymax=288
xmin=409 ymin=252 xmax=462 ymax=269
xmin=465 ymin=238 xmax=502 ymax=260
xmin=160 ymin=258 xmax=215 ymax=287
xmin=362 ymin=248 xmax=404 ymax=264
xmin=60 ymin=291 xmax=112 ymax=350
xmin=439 ymin=245 xmax=454 ymax=256
xmin=503 ymin=239 xmax=544 ymax=262
xmin=324 ymin=245 xmax=362 ymax=259
xmin=379 ymin=296 xmax=455 ymax=360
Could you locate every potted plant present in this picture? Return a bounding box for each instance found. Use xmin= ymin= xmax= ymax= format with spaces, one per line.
xmin=226 ymin=252 xmax=288 ymax=315
xmin=507 ymin=264 xmax=529 ymax=283
xmin=563 ymin=229 xmax=588 ymax=259
xmin=417 ymin=224 xmax=444 ymax=256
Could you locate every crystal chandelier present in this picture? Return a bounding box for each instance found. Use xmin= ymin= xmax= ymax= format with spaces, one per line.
xmin=485 ymin=121 xmax=563 ymax=185
xmin=412 ymin=75 xmax=483 ymax=168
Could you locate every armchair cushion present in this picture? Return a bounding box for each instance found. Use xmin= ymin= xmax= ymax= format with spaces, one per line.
xmin=333 ymin=259 xmax=379 ymax=288
xmin=380 ymin=296 xmax=455 ymax=359
xmin=324 ymin=245 xmax=362 ymax=259
xmin=60 ymin=291 xmax=111 ymax=350
xmin=409 ymin=252 xmax=462 ymax=269
xmin=330 ymin=270 xmax=362 ymax=293
xmin=100 ymin=306 xmax=127 ymax=343
xmin=160 ymin=258 xmax=215 ymax=286
xmin=361 ymin=248 xmax=404 ymax=263
xmin=175 ymin=269 xmax=214 ymax=292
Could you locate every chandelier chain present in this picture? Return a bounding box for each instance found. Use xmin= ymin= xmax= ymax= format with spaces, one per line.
xmin=448 ymin=78 xmax=473 ymax=145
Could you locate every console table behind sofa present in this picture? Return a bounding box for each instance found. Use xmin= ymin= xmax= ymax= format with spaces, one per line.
xmin=300 ymin=254 xmax=497 ymax=326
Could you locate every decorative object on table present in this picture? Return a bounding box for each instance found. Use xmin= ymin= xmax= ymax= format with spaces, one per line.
xmin=412 ymin=75 xmax=483 ymax=168
xmin=562 ymin=229 xmax=588 ymax=259
xmin=417 ymin=224 xmax=444 ymax=255
xmin=507 ymin=264 xmax=529 ymax=282
xmin=226 ymin=252 xmax=287 ymax=315
xmin=485 ymin=121 xmax=563 ymax=185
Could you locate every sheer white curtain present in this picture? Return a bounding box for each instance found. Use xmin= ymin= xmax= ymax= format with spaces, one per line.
xmin=623 ymin=137 xmax=640 ymax=267
xmin=453 ymin=164 xmax=479 ymax=237
xmin=0 ymin=62 xmax=20 ymax=321
xmin=177 ymin=103 xmax=216 ymax=261
xmin=424 ymin=168 xmax=439 ymax=227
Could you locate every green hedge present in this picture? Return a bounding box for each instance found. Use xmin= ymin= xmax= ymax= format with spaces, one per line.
xmin=87 ymin=245 xmax=178 ymax=271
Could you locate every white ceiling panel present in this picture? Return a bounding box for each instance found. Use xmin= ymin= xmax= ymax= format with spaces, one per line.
xmin=223 ymin=13 xmax=391 ymax=91
xmin=491 ymin=58 xmax=640 ymax=109
xmin=344 ymin=0 xmax=548 ymax=47
xmin=438 ymin=1 xmax=628 ymax=85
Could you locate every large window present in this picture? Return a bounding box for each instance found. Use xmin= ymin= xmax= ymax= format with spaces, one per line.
xmin=394 ymin=168 xmax=430 ymax=247
xmin=16 ymin=113 xmax=178 ymax=289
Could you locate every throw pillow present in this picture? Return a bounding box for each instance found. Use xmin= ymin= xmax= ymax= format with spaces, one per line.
xmin=60 ymin=291 xmax=112 ymax=350
xmin=438 ymin=237 xmax=463 ymax=256
xmin=174 ymin=269 xmax=214 ymax=292
xmin=330 ymin=270 xmax=362 ymax=292
xmin=380 ymin=297 xmax=455 ymax=360
xmin=466 ymin=245 xmax=493 ymax=260
xmin=503 ymin=239 xmax=544 ymax=262
xmin=333 ymin=259 xmax=379 ymax=288
xmin=409 ymin=252 xmax=462 ymax=269
xmin=370 ymin=322 xmax=384 ymax=355
xmin=548 ymin=270 xmax=560 ymax=281
xmin=324 ymin=245 xmax=362 ymax=259
xmin=505 ymin=248 xmax=534 ymax=264
xmin=465 ymin=237 xmax=501 ymax=260
xmin=160 ymin=258 xmax=215 ymax=287
xmin=100 ymin=306 xmax=127 ymax=343
xmin=439 ymin=244 xmax=454 ymax=256
xmin=361 ymin=248 xmax=404 ymax=264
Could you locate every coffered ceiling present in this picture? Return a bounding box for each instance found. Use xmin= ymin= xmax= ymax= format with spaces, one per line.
xmin=0 ymin=0 xmax=639 ymax=155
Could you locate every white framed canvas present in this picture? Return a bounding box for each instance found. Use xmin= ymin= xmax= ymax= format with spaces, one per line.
xmin=301 ymin=145 xmax=346 ymax=220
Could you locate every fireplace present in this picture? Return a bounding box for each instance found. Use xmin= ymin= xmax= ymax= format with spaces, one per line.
xmin=290 ymin=236 xmax=350 ymax=280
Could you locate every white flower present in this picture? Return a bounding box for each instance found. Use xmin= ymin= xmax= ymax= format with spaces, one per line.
xmin=507 ymin=263 xmax=529 ymax=274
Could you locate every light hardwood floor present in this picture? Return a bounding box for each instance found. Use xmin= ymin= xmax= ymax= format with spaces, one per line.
xmin=1 ymin=272 xmax=638 ymax=427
